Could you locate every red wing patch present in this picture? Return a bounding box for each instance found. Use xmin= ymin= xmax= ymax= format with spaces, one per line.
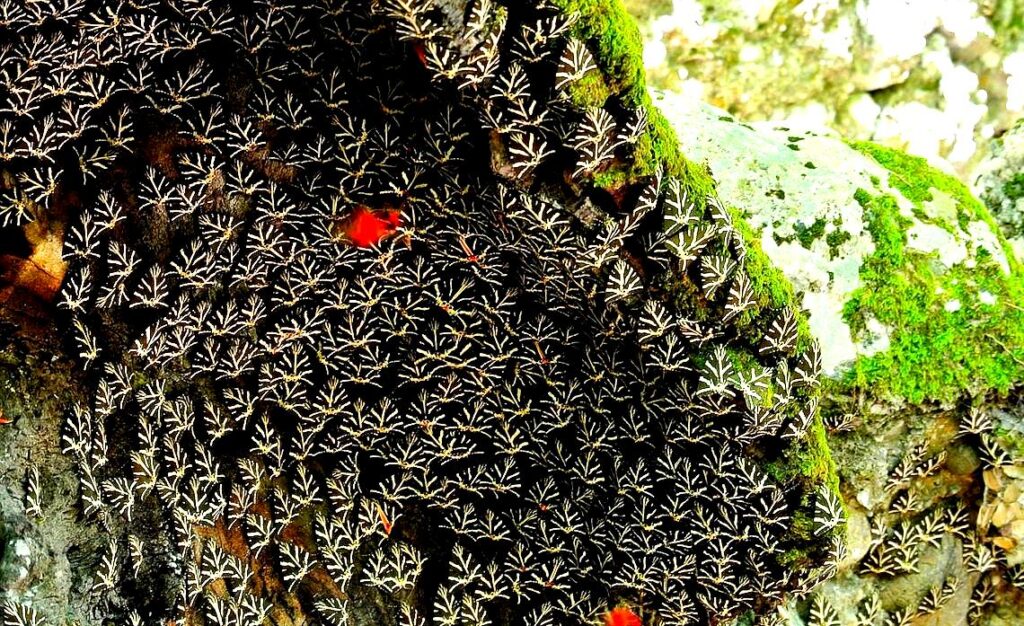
xmin=344 ymin=207 xmax=401 ymax=248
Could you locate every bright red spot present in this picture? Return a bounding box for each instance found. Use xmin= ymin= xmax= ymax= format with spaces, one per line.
xmin=376 ymin=503 xmax=393 ymax=536
xmin=385 ymin=209 xmax=401 ymax=228
xmin=344 ymin=207 xmax=401 ymax=248
xmin=412 ymin=42 xmax=428 ymax=66
xmin=605 ymin=607 xmax=642 ymax=626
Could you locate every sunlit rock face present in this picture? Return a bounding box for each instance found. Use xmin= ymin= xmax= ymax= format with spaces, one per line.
xmin=658 ymin=92 xmax=1023 ymax=408
xmin=975 ymin=119 xmax=1024 ymax=261
xmin=626 ymin=0 xmax=1023 ymax=179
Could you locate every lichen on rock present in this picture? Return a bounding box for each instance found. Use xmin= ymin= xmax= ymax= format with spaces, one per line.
xmin=625 ymin=0 xmax=1024 ymax=178
xmin=654 ymin=66 xmax=1024 ymax=626
xmin=658 ymin=93 xmax=1024 ymax=409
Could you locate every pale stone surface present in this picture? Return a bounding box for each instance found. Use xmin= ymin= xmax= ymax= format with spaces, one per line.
xmin=658 ymin=91 xmax=1010 ymax=378
xmin=907 ymin=222 xmax=966 ymax=266
xmin=626 ymin=0 xmax=1022 ymax=178
xmin=974 ymin=118 xmax=1024 ymax=258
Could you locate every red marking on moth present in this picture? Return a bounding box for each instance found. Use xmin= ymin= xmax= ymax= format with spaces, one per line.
xmin=344 ymin=207 xmax=401 ymax=248
xmin=458 ymin=236 xmax=478 ymax=263
xmin=533 ymin=340 xmax=549 ymax=365
xmin=412 ymin=42 xmax=428 ymax=66
xmin=376 ymin=503 xmax=393 ymax=536
xmin=605 ymin=607 xmax=642 ymax=626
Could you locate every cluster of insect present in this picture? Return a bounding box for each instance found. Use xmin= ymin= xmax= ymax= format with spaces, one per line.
xmin=807 ymin=406 xmax=1024 ymax=626
xmin=3 ymin=0 xmax=838 ymax=625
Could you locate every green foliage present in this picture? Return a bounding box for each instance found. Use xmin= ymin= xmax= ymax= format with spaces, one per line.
xmin=850 ymin=140 xmax=1018 ymax=271
xmin=841 ymin=186 xmax=1024 ymax=404
xmin=1003 ymin=172 xmax=1024 ymax=201
xmin=552 ymin=0 xmax=714 ymax=197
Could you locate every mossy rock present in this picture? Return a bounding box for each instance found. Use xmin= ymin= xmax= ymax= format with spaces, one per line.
xmin=842 ymin=142 xmax=1024 ymax=407
xmin=564 ymin=1 xmax=841 ymax=567
xmin=975 ymin=116 xmax=1024 ymax=258
xmin=624 ymin=0 xmax=1024 ymax=176
xmin=659 ymin=93 xmax=1024 ymax=410
xmin=550 ymin=0 xmax=718 ymax=201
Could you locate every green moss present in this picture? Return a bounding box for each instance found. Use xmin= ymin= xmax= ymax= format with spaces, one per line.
xmin=551 ymin=0 xmax=647 ymax=106
xmin=852 ymin=189 xmax=908 ymax=267
xmin=840 ymin=186 xmax=1024 ymax=404
xmin=794 ymin=217 xmax=826 ymax=249
xmin=826 ymin=228 xmax=852 ymax=258
xmin=729 ymin=611 xmax=756 ymax=626
xmin=844 ymin=143 xmax=1024 ymax=404
xmin=566 ymin=69 xmax=613 ymax=109
xmin=850 ymin=140 xmax=1019 ymax=272
xmin=850 ymin=141 xmax=948 ymax=200
xmin=804 ymin=414 xmax=841 ymax=494
xmin=992 ymin=0 xmax=1024 ymax=47
xmin=729 ymin=210 xmax=814 ymax=351
xmin=552 ymin=0 xmax=714 ymax=198
xmin=1003 ymin=172 xmax=1024 ymax=201
xmin=764 ymin=413 xmax=843 ymax=567
xmin=765 ymin=414 xmax=840 ymax=495
xmin=590 ymin=166 xmax=629 ymax=190
xmin=995 ymin=424 xmax=1024 ymax=458
xmin=779 ymin=546 xmax=807 ymax=568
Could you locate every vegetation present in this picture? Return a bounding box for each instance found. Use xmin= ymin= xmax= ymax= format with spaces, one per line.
xmin=851 ymin=141 xmax=1018 ymax=269
xmin=729 ymin=209 xmax=815 ymax=351
xmin=552 ymin=0 xmax=715 ymax=199
xmin=838 ymin=143 xmax=1024 ymax=405
xmin=794 ymin=217 xmax=827 ymax=248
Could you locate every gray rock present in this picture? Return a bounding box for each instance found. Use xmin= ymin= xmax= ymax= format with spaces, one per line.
xmin=974 ymin=119 xmax=1024 ymax=259
xmin=627 ymin=0 xmax=1023 ymax=178
xmin=0 ymin=333 xmax=113 ymax=625
xmin=658 ymin=92 xmax=1016 ymax=385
